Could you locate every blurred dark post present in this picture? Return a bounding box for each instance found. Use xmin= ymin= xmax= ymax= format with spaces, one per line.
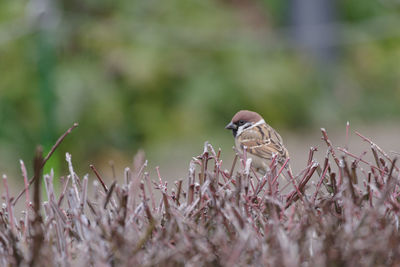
xmin=289 ymin=0 xmax=339 ymax=120
xmin=29 ymin=0 xmax=60 ymax=177
xmin=289 ymin=0 xmax=338 ymax=65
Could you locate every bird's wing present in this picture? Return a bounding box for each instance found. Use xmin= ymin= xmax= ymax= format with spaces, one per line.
xmin=238 ymin=123 xmax=288 ymax=163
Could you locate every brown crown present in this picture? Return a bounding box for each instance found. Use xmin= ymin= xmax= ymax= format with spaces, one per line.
xmin=231 ymin=110 xmax=263 ymax=124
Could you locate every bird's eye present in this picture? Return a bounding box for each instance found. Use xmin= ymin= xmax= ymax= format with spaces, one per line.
xmin=238 ymin=120 xmax=245 ymax=126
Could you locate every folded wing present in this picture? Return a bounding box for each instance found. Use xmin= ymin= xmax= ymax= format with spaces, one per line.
xmin=238 ymin=123 xmax=288 ymax=164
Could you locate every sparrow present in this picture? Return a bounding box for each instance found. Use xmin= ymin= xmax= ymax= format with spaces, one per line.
xmin=225 ymin=110 xmax=291 ymax=175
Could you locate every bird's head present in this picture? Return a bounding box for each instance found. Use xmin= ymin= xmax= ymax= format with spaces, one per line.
xmin=225 ymin=110 xmax=263 ymax=137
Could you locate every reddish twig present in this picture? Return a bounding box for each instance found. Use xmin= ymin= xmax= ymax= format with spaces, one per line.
xmin=337 ymin=147 xmax=385 ymax=173
xmin=229 ymin=154 xmax=238 ymax=178
xmin=312 ymin=160 xmax=330 ymax=204
xmin=3 ymin=175 xmax=15 ymax=234
xmin=345 ymin=121 xmax=350 ymax=150
xmin=271 ymin=157 xmax=290 ymax=185
xmin=321 ymin=128 xmax=340 ymax=168
xmin=20 ymin=160 xmax=30 ymax=239
xmin=355 ymin=131 xmax=399 ymax=172
xmin=90 ymin=164 xmax=109 ymax=193
xmin=12 ymin=123 xmax=79 ymax=206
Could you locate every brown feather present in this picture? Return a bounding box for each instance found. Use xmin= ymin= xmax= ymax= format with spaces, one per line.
xmin=235 ymin=122 xmax=289 ymax=173
xmin=227 ymin=110 xmax=291 ymax=175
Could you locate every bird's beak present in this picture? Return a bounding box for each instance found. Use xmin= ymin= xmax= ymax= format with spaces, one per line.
xmin=225 ymin=122 xmax=237 ymax=130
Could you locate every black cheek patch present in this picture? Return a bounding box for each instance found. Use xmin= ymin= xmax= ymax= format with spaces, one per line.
xmin=232 ymin=129 xmax=238 ymax=137
xmin=243 ymin=124 xmax=252 ymax=130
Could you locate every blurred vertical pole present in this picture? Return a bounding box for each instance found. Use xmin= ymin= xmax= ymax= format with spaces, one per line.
xmin=289 ymin=0 xmax=338 ymax=65
xmin=289 ymin=0 xmax=339 ymax=121
xmin=28 ymin=0 xmax=60 ymax=177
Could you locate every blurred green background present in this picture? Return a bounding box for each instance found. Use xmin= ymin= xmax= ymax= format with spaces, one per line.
xmin=1 ymin=0 xmax=400 ymax=181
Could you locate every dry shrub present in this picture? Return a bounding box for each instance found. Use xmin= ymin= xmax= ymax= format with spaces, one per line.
xmin=1 ymin=124 xmax=400 ymax=266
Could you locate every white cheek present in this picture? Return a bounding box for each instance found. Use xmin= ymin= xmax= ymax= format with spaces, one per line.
xmin=236 ymin=119 xmax=265 ymax=137
xmin=236 ymin=123 xmax=252 ymax=136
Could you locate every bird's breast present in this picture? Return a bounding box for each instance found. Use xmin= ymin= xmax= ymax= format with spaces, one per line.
xmin=234 ymin=138 xmax=269 ymax=173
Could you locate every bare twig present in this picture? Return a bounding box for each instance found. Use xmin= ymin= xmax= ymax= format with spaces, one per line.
xmin=12 ymin=123 xmax=79 ymax=206
xmin=321 ymin=128 xmax=341 ymax=168
xmin=30 ymin=146 xmax=45 ymax=266
xmin=356 ymin=131 xmax=399 ymax=172
xmin=2 ymin=175 xmax=15 ymax=234
xmin=90 ymin=164 xmax=109 ymax=193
